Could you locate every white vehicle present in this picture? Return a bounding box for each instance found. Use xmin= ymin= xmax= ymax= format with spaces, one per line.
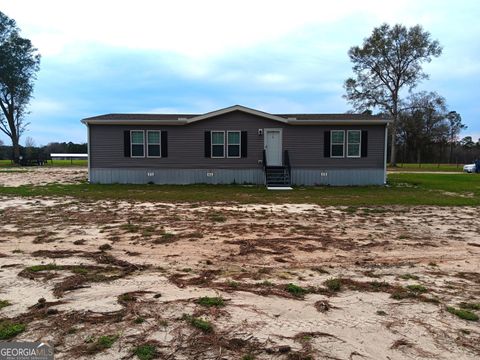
xmin=463 ymin=164 xmax=476 ymax=173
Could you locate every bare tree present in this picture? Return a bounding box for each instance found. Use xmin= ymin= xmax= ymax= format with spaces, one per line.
xmin=344 ymin=23 xmax=442 ymax=166
xmin=0 ymin=11 xmax=40 ymax=162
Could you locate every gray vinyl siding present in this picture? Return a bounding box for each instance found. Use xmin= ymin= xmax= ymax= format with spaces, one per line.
xmin=89 ymin=111 xmax=386 ymax=170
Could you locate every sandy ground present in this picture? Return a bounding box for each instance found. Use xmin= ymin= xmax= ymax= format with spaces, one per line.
xmin=0 ymin=167 xmax=87 ymax=187
xmin=0 ymin=188 xmax=479 ymax=359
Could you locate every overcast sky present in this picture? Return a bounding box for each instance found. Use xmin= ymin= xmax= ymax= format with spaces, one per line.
xmin=0 ymin=0 xmax=479 ymax=145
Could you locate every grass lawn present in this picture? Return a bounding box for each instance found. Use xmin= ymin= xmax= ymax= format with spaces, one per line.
xmin=388 ymin=163 xmax=464 ymax=172
xmin=0 ymin=173 xmax=478 ymax=206
xmin=0 ymin=159 xmax=87 ymax=167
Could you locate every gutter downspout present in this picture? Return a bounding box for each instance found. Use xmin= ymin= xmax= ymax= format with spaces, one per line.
xmin=384 ymin=124 xmax=388 ymax=185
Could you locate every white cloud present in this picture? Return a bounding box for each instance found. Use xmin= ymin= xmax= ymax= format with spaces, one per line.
xmin=1 ymin=0 xmax=425 ymax=59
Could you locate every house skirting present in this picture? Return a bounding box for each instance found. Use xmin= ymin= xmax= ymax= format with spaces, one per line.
xmin=89 ymin=168 xmax=385 ymax=186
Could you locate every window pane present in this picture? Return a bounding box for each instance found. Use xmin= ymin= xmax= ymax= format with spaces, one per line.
xmin=132 ymin=144 xmax=144 ymax=156
xmin=148 ymin=131 xmax=160 ymax=144
xmin=348 ymin=144 xmax=360 ymax=157
xmin=228 ymin=145 xmax=240 ymax=157
xmin=148 ymin=145 xmax=160 ymax=157
xmin=228 ymin=132 xmax=240 ymax=144
xmin=212 ymin=144 xmax=224 ymax=157
xmin=348 ymin=131 xmax=360 ymax=144
xmin=332 ymin=144 xmax=344 ymax=157
xmin=331 ymin=131 xmax=344 ymax=144
xmin=212 ymin=132 xmax=224 ymax=145
xmin=131 ymin=131 xmax=144 ymax=144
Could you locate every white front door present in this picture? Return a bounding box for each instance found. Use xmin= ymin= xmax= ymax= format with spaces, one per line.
xmin=264 ymin=129 xmax=282 ymax=166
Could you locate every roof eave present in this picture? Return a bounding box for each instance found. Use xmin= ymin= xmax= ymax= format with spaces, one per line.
xmin=81 ymin=119 xmax=187 ymax=125
xmin=288 ymin=119 xmax=392 ymax=125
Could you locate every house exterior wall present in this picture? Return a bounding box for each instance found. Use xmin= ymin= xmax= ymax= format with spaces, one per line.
xmin=88 ymin=111 xmax=387 ymax=185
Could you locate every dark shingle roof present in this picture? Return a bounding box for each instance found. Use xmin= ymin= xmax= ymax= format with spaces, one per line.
xmin=83 ymin=112 xmax=385 ymax=121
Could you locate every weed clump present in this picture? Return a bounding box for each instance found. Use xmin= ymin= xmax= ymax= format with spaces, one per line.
xmin=405 ymin=284 xmax=427 ymax=294
xmin=399 ymin=273 xmax=419 ymax=280
xmin=446 ymin=307 xmax=479 ymax=321
xmin=133 ymin=344 xmax=157 ymax=360
xmin=0 ymin=321 xmax=26 ymax=340
xmin=285 ymin=283 xmax=308 ymax=297
xmin=182 ymin=314 xmax=213 ymax=332
xmin=26 ymin=263 xmax=59 ymax=272
xmin=88 ymin=335 xmax=119 ymax=353
xmin=197 ymin=296 xmax=225 ymax=307
xmin=324 ymin=278 xmax=342 ymax=292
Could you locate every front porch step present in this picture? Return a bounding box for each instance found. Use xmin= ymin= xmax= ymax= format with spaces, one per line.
xmin=265 ymin=165 xmax=291 ymax=188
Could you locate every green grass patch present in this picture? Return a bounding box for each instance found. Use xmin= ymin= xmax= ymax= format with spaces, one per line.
xmin=89 ymin=335 xmax=119 ymax=352
xmin=0 ymin=321 xmax=26 ymax=340
xmin=285 ymin=283 xmax=308 ymax=297
xmin=197 ymin=296 xmax=225 ymax=307
xmin=26 ymin=263 xmax=59 ymax=272
xmin=0 ymin=173 xmax=478 ymax=206
xmin=0 ymin=300 xmax=11 ymax=309
xmin=133 ymin=344 xmax=157 ymax=360
xmin=446 ymin=307 xmax=479 ymax=321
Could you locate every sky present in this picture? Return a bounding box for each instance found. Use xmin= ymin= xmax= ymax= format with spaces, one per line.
xmin=0 ymin=0 xmax=478 ymax=146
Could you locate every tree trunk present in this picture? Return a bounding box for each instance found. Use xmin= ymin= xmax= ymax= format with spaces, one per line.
xmin=390 ymin=128 xmax=397 ymax=166
xmin=12 ymin=135 xmax=20 ymax=163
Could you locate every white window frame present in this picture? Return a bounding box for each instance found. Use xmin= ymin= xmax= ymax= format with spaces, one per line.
xmin=146 ymin=130 xmax=161 ymax=158
xmin=226 ymin=130 xmax=241 ymax=158
xmin=211 ymin=130 xmax=225 ymax=158
xmin=130 ymin=130 xmax=145 ymax=158
xmin=347 ymin=130 xmax=361 ymax=158
xmin=330 ymin=130 xmax=345 ymax=158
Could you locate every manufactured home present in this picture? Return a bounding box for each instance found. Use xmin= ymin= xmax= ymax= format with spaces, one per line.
xmin=82 ymin=105 xmax=390 ymax=187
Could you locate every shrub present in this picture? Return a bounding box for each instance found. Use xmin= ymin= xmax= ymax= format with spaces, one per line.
xmin=446 ymin=307 xmax=479 ymax=321
xmin=133 ymin=344 xmax=157 ymax=360
xmin=324 ymin=278 xmax=342 ymax=292
xmin=197 ymin=296 xmax=225 ymax=307
xmin=285 ymin=283 xmax=308 ymax=297
xmin=0 ymin=321 xmax=26 ymax=340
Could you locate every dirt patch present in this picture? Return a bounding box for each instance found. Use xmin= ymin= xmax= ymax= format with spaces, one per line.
xmin=0 ymin=197 xmax=479 ymax=359
xmin=0 ymin=166 xmax=87 ymax=187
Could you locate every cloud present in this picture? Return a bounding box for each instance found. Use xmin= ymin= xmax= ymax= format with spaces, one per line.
xmin=0 ymin=0 xmax=479 ymax=145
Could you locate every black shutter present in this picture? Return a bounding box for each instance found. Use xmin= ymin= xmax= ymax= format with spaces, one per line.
xmin=361 ymin=130 xmax=368 ymax=157
xmin=324 ymin=130 xmax=331 ymax=158
xmin=124 ymin=130 xmax=131 ymax=157
xmin=241 ymin=131 xmax=248 ymax=157
xmin=161 ymin=131 xmax=168 ymax=157
xmin=204 ymin=131 xmax=211 ymax=158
